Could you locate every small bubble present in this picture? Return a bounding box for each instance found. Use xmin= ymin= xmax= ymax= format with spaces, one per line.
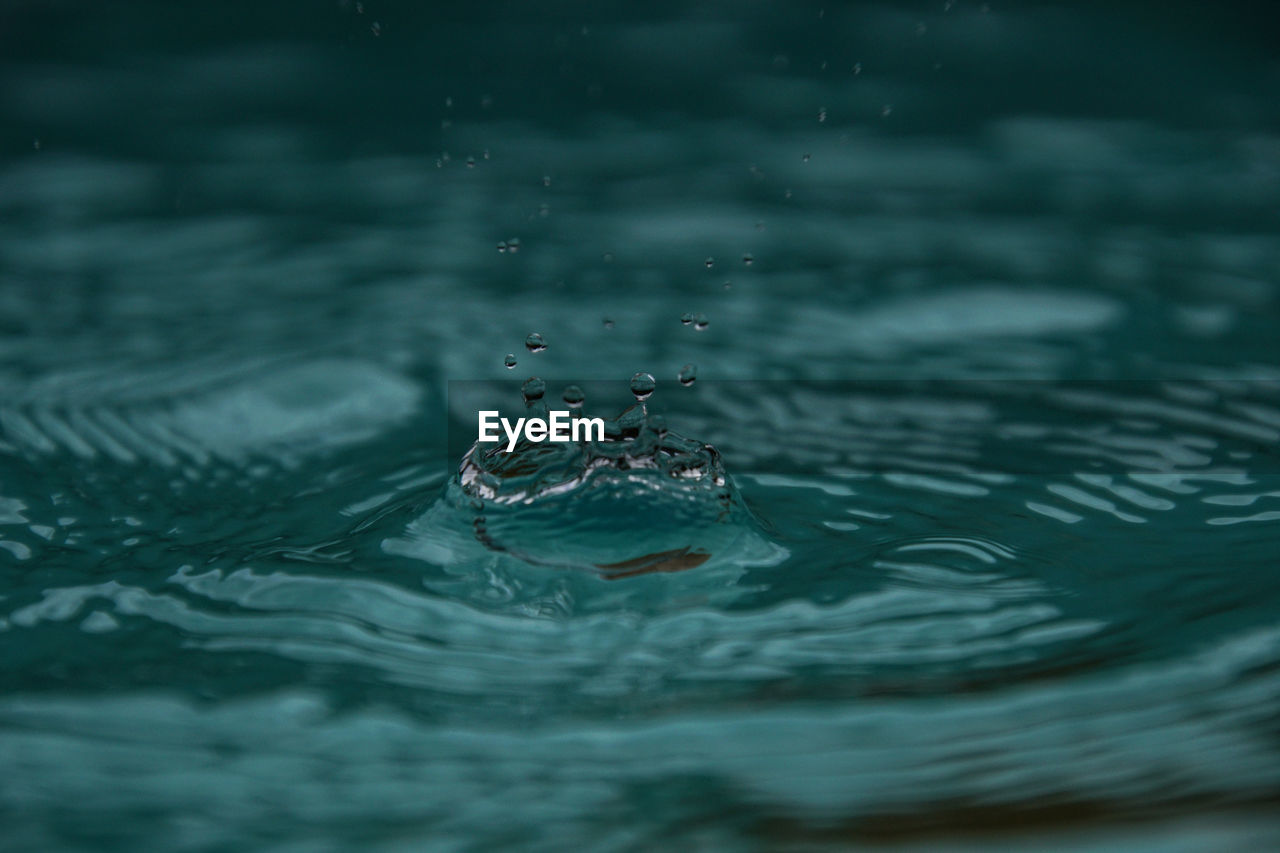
xmin=522 ymin=377 xmax=546 ymax=402
xmin=678 ymin=364 xmax=697 ymax=386
xmin=603 ymin=317 xmax=615 ymax=329
xmin=881 ymin=104 xmax=893 ymax=117
xmin=705 ymin=257 xmax=714 ymax=269
xmin=538 ymin=203 xmax=550 ymax=217
xmin=542 ymin=175 xmax=551 ymax=187
xmin=445 ymin=96 xmax=453 ymax=108
xmin=504 ymin=353 xmax=518 ymax=369
xmin=525 ymin=332 xmax=547 ymax=353
xmin=784 ymin=189 xmax=792 ymax=199
xmin=482 ymin=149 xmax=490 ymax=160
xmin=694 ymin=313 xmax=709 ymax=330
xmin=680 ymin=312 xmax=695 ymax=326
xmin=33 ymin=138 xmax=41 ymax=150
xmin=602 ymin=252 xmax=614 ymax=263
xmin=802 ymin=153 xmax=811 ymax=163
xmin=723 ymin=281 xmax=732 ymax=291
xmin=742 ymin=253 xmax=754 ymax=266
xmin=562 ymin=385 xmax=585 ymax=408
xmin=629 ymin=372 xmax=656 ymax=401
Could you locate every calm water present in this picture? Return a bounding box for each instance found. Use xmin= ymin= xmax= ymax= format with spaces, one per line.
xmin=2 ymin=2 xmax=1279 ymax=850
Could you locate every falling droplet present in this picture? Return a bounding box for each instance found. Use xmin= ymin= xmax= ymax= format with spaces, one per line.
xmin=881 ymin=104 xmax=893 ymax=118
xmin=818 ymin=108 xmax=827 ymax=123
xmin=497 ymin=241 xmax=508 ymax=253
xmin=802 ymin=153 xmax=811 ymax=163
xmin=466 ymin=156 xmax=476 ymax=168
xmin=370 ymin=21 xmax=381 ymax=36
xmin=525 ymin=333 xmax=547 ymax=353
xmin=603 ymin=317 xmax=615 ymax=329
xmin=680 ymin=312 xmax=695 ymax=326
xmin=694 ymin=313 xmax=709 ymax=331
xmin=507 ymin=237 xmax=520 ymax=253
xmin=562 ymin=385 xmax=585 ymax=408
xmin=542 ymin=175 xmax=551 ymax=187
xmin=678 ymin=364 xmax=697 ymax=386
xmin=629 ymin=372 xmax=656 ymax=401
xmin=742 ymin=253 xmax=754 ymax=266
xmin=723 ymin=281 xmax=732 ymax=291
xmin=504 ymin=353 xmax=517 ymax=369
xmin=522 ymin=377 xmax=546 ymax=402
xmin=705 ymin=257 xmax=714 ymax=269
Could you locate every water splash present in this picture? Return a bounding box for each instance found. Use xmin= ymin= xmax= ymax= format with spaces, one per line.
xmin=390 ymin=377 xmax=785 ymax=586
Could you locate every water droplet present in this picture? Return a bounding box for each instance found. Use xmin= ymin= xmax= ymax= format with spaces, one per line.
xmin=497 ymin=241 xmax=507 ymax=253
xmin=522 ymin=377 xmax=546 ymax=402
xmin=602 ymin=252 xmax=614 ymax=263
xmin=562 ymin=385 xmax=585 ymax=408
xmin=705 ymin=257 xmax=714 ymax=269
xmin=818 ymin=108 xmax=827 ymax=123
xmin=723 ymin=281 xmax=732 ymax=291
xmin=32 ymin=139 xmax=41 ymax=150
xmin=370 ymin=21 xmax=381 ymax=36
xmin=742 ymin=253 xmax=754 ymax=266
xmin=525 ymin=333 xmax=547 ymax=353
xmin=802 ymin=153 xmax=811 ymax=163
xmin=466 ymin=156 xmax=476 ymax=168
xmin=853 ymin=62 xmax=862 ymax=75
xmin=542 ymin=175 xmax=551 ymax=187
xmin=504 ymin=353 xmax=517 ymax=369
xmin=678 ymin=364 xmax=697 ymax=386
xmin=881 ymin=104 xmax=893 ymax=118
xmin=507 ymin=237 xmax=520 ymax=253
xmin=629 ymin=372 xmax=656 ymax=401
xmin=694 ymin=313 xmax=709 ymax=331
xmin=603 ymin=317 xmax=615 ymax=329
xmin=680 ymin=312 xmax=695 ymax=326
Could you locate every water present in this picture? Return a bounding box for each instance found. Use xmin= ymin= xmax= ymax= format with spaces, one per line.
xmin=2 ymin=1 xmax=1279 ymax=850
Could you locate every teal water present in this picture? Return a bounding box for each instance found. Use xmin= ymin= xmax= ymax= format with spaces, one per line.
xmin=2 ymin=2 xmax=1279 ymax=850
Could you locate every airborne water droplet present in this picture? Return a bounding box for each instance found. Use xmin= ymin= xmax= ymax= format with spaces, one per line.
xmin=603 ymin=317 xmax=615 ymax=329
xmin=522 ymin=377 xmax=546 ymax=402
xmin=742 ymin=253 xmax=754 ymax=266
xmin=680 ymin=312 xmax=694 ymax=326
xmin=705 ymin=257 xmax=714 ymax=269
xmin=525 ymin=333 xmax=547 ymax=353
xmin=678 ymin=364 xmax=697 ymax=386
xmin=562 ymin=385 xmax=585 ymax=408
xmin=694 ymin=313 xmax=709 ymax=331
xmin=629 ymin=372 xmax=656 ymax=401
xmin=504 ymin=353 xmax=517 ymax=369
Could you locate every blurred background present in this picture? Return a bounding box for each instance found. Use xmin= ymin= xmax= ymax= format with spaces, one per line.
xmin=2 ymin=1 xmax=1278 ymax=850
